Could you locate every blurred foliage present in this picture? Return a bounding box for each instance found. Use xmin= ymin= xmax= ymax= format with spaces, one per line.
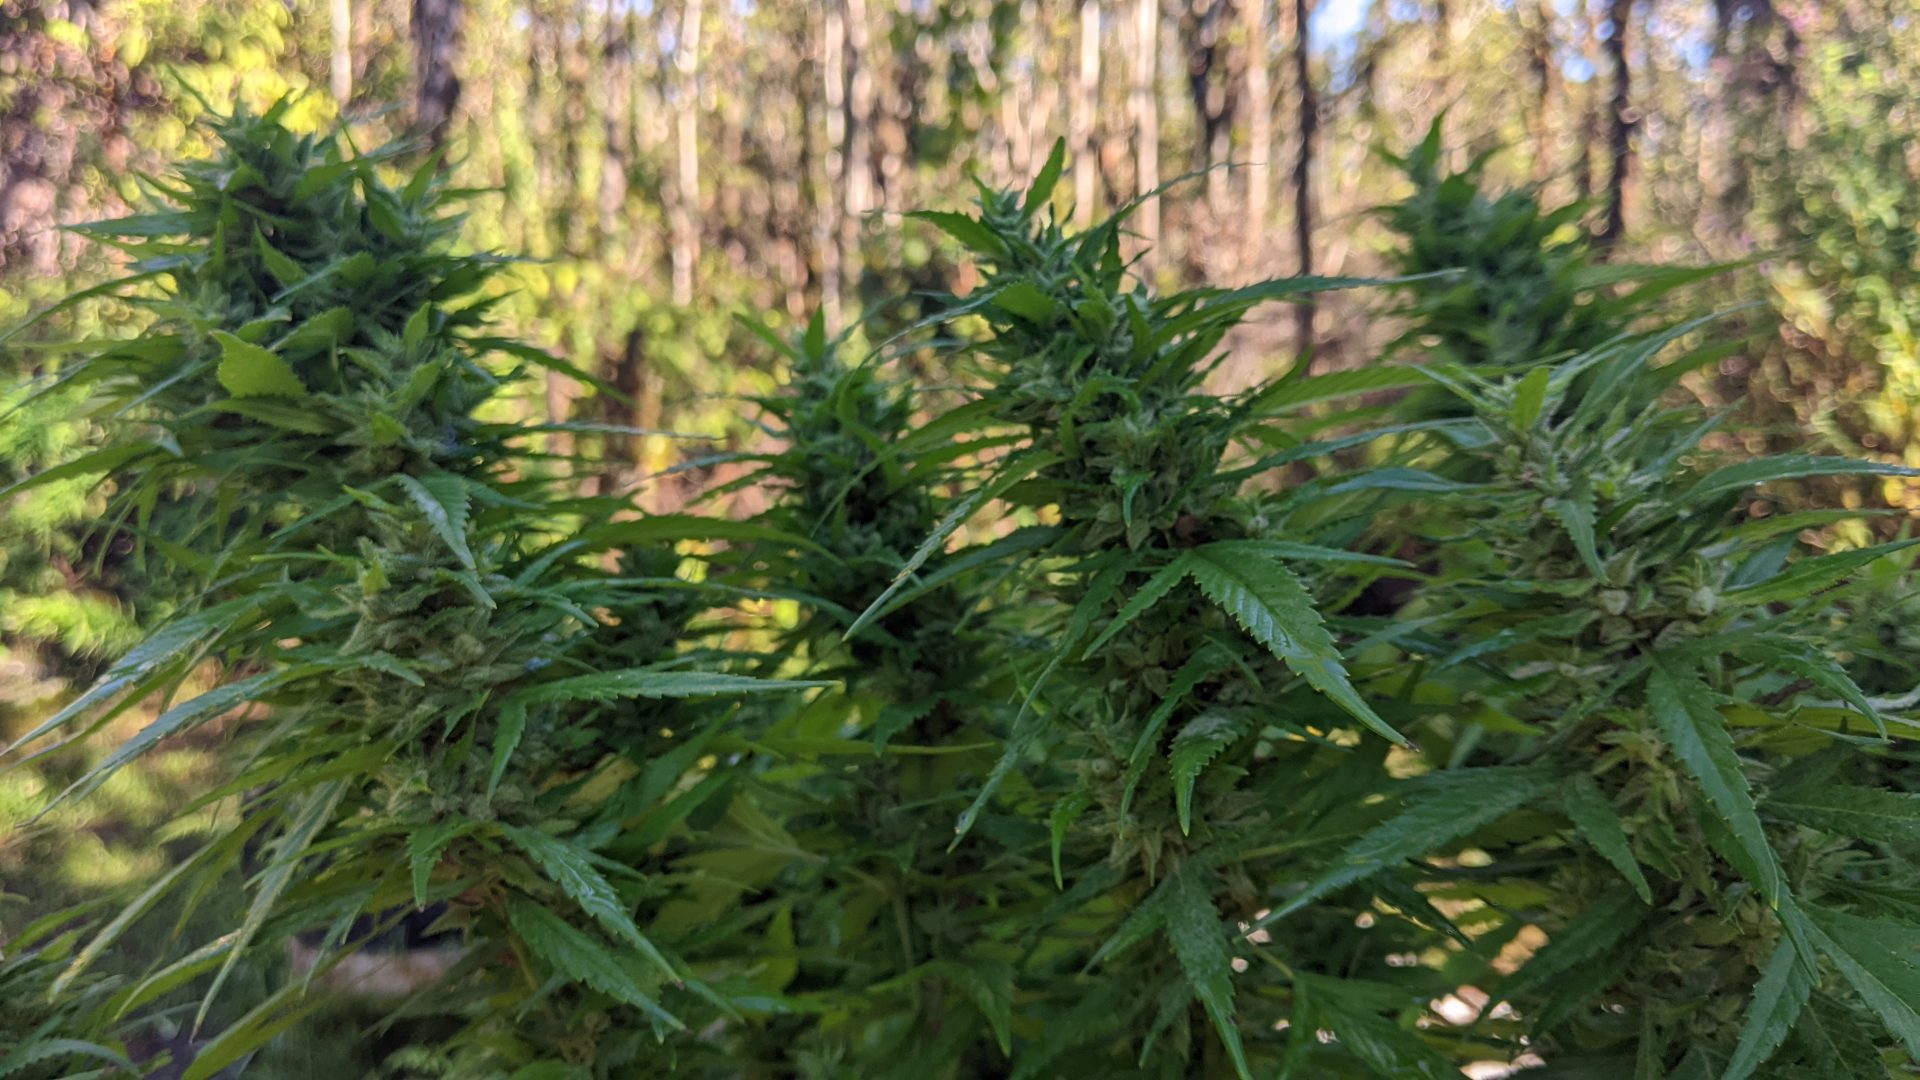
xmin=1753 ymin=10 xmax=1920 ymax=521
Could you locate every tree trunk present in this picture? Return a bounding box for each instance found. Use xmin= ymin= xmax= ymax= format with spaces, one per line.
xmin=1291 ymin=0 xmax=1315 ymax=350
xmin=410 ymin=0 xmax=462 ymax=150
xmin=1073 ymin=0 xmax=1102 ymax=227
xmin=1242 ymin=0 xmax=1271 ymax=270
xmin=842 ymin=0 xmax=873 ymax=298
xmin=672 ymin=0 xmax=703 ymax=305
xmin=330 ymin=0 xmax=353 ymax=105
xmin=1528 ymin=0 xmax=1556 ymax=183
xmin=1179 ymin=0 xmax=1231 ymax=215
xmin=820 ymin=1 xmax=845 ymax=329
xmin=1573 ymin=0 xmax=1599 ymax=205
xmin=1132 ymin=0 xmax=1160 ymax=259
xmin=1599 ymin=0 xmax=1632 ymax=249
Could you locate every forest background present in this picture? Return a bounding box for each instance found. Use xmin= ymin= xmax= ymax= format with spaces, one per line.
xmin=2 ymin=0 xmax=1918 ymax=1066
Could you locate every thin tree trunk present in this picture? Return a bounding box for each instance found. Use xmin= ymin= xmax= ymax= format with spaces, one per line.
xmin=842 ymin=0 xmax=873 ymax=296
xmin=1528 ymin=0 xmax=1556 ymax=183
xmin=410 ymin=0 xmax=462 ymax=149
xmin=1292 ymin=0 xmax=1315 ymax=350
xmin=330 ymin=0 xmax=353 ymax=105
xmin=1599 ymin=0 xmax=1632 ymax=249
xmin=1573 ymin=0 xmax=1599 ymax=204
xmin=1073 ymin=0 xmax=1102 ymax=226
xmin=672 ymin=0 xmax=703 ymax=305
xmin=1132 ymin=0 xmax=1160 ymax=258
xmin=1242 ymin=0 xmax=1271 ymax=270
xmin=1180 ymin=0 xmax=1231 ymax=216
xmin=820 ymin=1 xmax=845 ymax=329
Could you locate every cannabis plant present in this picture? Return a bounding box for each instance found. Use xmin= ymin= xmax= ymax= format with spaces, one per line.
xmin=1370 ymin=339 xmax=1920 ymax=1076
xmin=4 ymin=105 xmax=821 ymax=1076
xmin=1378 ymin=118 xmax=1722 ymax=376
xmin=15 ymin=109 xmax=1920 ymax=1080
xmin=820 ymin=146 xmax=1488 ymax=1077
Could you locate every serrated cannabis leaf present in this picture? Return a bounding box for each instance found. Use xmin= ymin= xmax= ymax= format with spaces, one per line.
xmin=409 ymin=821 xmax=471 ymax=908
xmin=1722 ymin=939 xmax=1813 ymax=1080
xmin=396 ymin=471 xmax=476 ymax=572
xmin=1184 ymin=543 xmax=1406 ymax=745
xmin=1169 ymin=713 xmax=1246 ymax=835
xmin=908 ymin=210 xmax=1008 ymax=257
xmin=1561 ymin=774 xmax=1653 ymax=903
xmin=506 ymin=898 xmax=685 ymax=1031
xmin=1767 ymin=784 xmax=1920 ymax=845
xmin=1164 ymin=866 xmax=1252 ymax=1080
xmin=502 ymin=825 xmax=679 ymax=983
xmin=213 ymin=330 xmax=306 ymax=397
xmin=1263 ymin=766 xmax=1557 ymax=924
xmin=1647 ymin=658 xmax=1783 ymax=907
xmin=1797 ymin=902 xmax=1920 ymax=1059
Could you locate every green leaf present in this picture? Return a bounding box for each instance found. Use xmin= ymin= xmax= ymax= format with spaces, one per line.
xmin=802 ymin=306 xmax=826 ymax=360
xmin=0 ymin=1039 xmax=134 ymax=1078
xmin=208 ymin=398 xmax=339 ymax=433
xmin=503 ymin=825 xmax=679 ymax=983
xmin=907 ymin=210 xmax=1009 ymax=257
xmin=1767 ymin=785 xmax=1920 ymax=846
xmin=1647 ymin=658 xmax=1783 ymax=906
xmin=213 ymin=330 xmax=306 ymax=398
xmin=279 ymin=306 xmax=355 ymax=352
xmin=1050 ymin=783 xmax=1094 ymax=889
xmin=845 ymin=450 xmax=1060 ymax=640
xmin=1722 ymin=938 xmax=1812 ymax=1080
xmin=1169 ymin=713 xmax=1247 ymax=835
xmin=198 ymin=778 xmax=348 ymax=1033
xmin=403 ymin=302 xmax=432 ymax=349
xmin=1184 ymin=543 xmax=1406 ymax=745
xmin=1024 ymin=137 xmax=1067 ymax=215
xmin=1122 ymin=646 xmax=1233 ymax=815
xmin=1561 ymin=774 xmax=1653 ymax=903
xmin=1324 ymin=467 xmax=1476 ymax=495
xmin=5 ymin=596 xmax=262 ymax=756
xmin=506 ymin=1065 xmax=592 ymax=1080
xmin=488 ymin=700 xmax=528 ymax=801
xmin=1511 ymin=366 xmax=1550 ymax=430
xmin=408 ymin=820 xmax=473 ymax=908
xmin=0 ymin=442 xmax=166 ymax=503
xmin=1293 ymin=972 xmax=1458 ymax=1079
xmin=395 ymin=472 xmax=476 ymax=572
xmin=1724 ymin=540 xmax=1920 ymax=607
xmin=510 ymin=669 xmax=829 ymax=710
xmin=47 ymin=667 xmax=317 ymax=814
xmin=1546 ymin=488 xmax=1606 ymax=578
xmin=1264 ymin=766 xmax=1557 ymax=923
xmin=507 ymin=898 xmax=685 ymax=1030
xmin=180 ymin=980 xmax=335 ymax=1080
xmin=1496 ymin=889 xmax=1647 ymax=1013
xmin=992 ymin=280 xmax=1058 ymax=323
xmin=1729 ymin=636 xmax=1887 ymax=738
xmin=253 ymin=229 xmax=307 ymax=288
xmin=1250 ymin=364 xmax=1431 ymax=414
xmin=1684 ymin=455 xmax=1920 ymax=503
xmin=1797 ymin=902 xmax=1920 ymax=1059
xmin=1082 ymin=553 xmax=1195 ymax=658
xmin=939 ymin=960 xmax=1016 ymax=1057
xmin=576 ymin=514 xmax=834 ymax=557
xmin=1164 ymin=865 xmax=1251 ymax=1080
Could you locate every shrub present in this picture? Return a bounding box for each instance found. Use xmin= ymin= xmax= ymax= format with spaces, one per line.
xmin=8 ymin=116 xmax=1920 ymax=1080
